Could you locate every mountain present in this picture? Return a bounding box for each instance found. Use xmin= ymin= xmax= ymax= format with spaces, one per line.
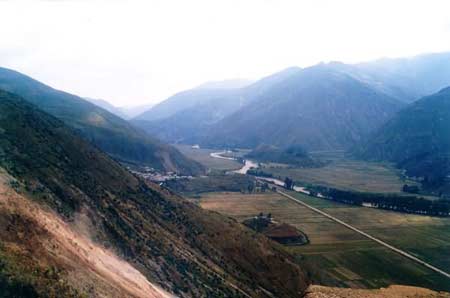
xmin=329 ymin=52 xmax=450 ymax=102
xmin=133 ymin=67 xmax=302 ymax=143
xmin=355 ymin=87 xmax=450 ymax=193
xmin=133 ymin=95 xmax=245 ymax=143
xmin=202 ymin=65 xmax=403 ymax=150
xmin=85 ymin=97 xmax=128 ymax=118
xmin=0 ymin=89 xmax=309 ymax=297
xmin=0 ymin=67 xmax=203 ymax=175
xmin=120 ymin=103 xmax=155 ymax=119
xmin=132 ymin=53 xmax=450 ymax=151
xmin=134 ymin=88 xmax=243 ymax=122
xmin=195 ymin=79 xmax=254 ymax=90
xmin=85 ymin=98 xmax=156 ymax=120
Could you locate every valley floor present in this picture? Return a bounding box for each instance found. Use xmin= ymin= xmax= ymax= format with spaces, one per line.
xmin=197 ymin=191 xmax=450 ymax=292
xmin=260 ymin=151 xmax=416 ymax=194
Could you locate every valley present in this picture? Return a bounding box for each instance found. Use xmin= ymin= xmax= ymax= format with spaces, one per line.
xmin=175 ymin=146 xmax=450 ymax=293
xmin=175 ymin=145 xmax=243 ymax=172
xmin=179 ymin=147 xmax=414 ymax=194
xmin=2 ymin=5 xmax=450 ymax=296
xmin=197 ymin=190 xmax=450 ymax=291
xmin=258 ymin=151 xmax=418 ymax=194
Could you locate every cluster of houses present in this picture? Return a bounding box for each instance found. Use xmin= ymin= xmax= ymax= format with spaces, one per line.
xmin=127 ymin=166 xmax=192 ymax=183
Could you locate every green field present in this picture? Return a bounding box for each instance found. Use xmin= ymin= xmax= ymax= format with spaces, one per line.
xmin=260 ymin=151 xmax=418 ymax=193
xmin=175 ymin=145 xmax=243 ymax=171
xmin=198 ymin=191 xmax=450 ymax=291
xmin=288 ymin=191 xmax=450 ymax=275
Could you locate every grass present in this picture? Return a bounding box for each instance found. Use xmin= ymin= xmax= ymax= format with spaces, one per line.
xmin=198 ymin=191 xmax=450 ymax=291
xmin=163 ymin=174 xmax=255 ymax=197
xmin=289 ymin=191 xmax=450 ymax=276
xmin=0 ymin=242 xmax=84 ymax=298
xmin=175 ymin=145 xmax=243 ymax=171
xmin=260 ymin=151 xmax=415 ymax=193
xmin=0 ymin=96 xmax=310 ymax=298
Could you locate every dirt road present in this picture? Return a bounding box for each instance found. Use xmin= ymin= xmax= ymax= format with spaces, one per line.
xmin=276 ymin=188 xmax=450 ymax=280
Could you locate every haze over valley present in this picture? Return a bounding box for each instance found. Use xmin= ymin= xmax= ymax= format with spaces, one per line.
xmin=1 ymin=1 xmax=450 ymax=297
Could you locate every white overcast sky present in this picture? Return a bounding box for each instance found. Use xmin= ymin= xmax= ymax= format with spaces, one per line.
xmin=1 ymin=0 xmax=450 ymax=106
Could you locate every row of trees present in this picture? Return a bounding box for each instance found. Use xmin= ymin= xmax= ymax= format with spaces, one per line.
xmin=241 ymin=181 xmax=271 ymax=194
xmin=322 ymin=188 xmax=450 ymax=216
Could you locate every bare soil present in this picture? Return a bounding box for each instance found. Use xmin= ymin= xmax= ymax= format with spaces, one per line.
xmin=0 ymin=170 xmax=174 ymax=298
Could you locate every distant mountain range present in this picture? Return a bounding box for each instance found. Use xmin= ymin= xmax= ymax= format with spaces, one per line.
xmin=202 ymin=65 xmax=403 ymax=150
xmin=349 ymin=52 xmax=450 ymax=102
xmin=195 ymin=78 xmax=254 ymax=90
xmin=0 ymin=67 xmax=202 ymax=175
xmin=132 ymin=67 xmax=302 ymax=143
xmin=133 ymin=52 xmax=450 ymax=152
xmin=85 ymin=97 xmax=154 ymax=119
xmin=85 ymin=97 xmax=128 ymax=118
xmin=355 ymin=87 xmax=450 ymax=194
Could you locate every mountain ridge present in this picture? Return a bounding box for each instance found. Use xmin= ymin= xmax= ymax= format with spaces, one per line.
xmin=355 ymin=86 xmax=450 ymax=193
xmin=201 ymin=65 xmax=403 ymax=150
xmin=0 ymin=67 xmax=203 ymax=175
xmin=0 ymin=89 xmax=309 ymax=297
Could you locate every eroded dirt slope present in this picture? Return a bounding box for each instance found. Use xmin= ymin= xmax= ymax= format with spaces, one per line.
xmin=0 ymin=170 xmax=174 ymax=298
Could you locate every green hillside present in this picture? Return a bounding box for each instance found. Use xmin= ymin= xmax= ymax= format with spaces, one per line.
xmin=203 ymin=66 xmax=403 ymax=150
xmin=0 ymin=90 xmax=308 ymax=297
xmin=0 ymin=67 xmax=203 ymax=175
xmin=356 ymin=87 xmax=450 ymax=193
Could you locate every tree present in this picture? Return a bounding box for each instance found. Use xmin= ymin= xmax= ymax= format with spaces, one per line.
xmin=247 ymin=183 xmax=254 ymax=193
xmin=261 ymin=182 xmax=269 ymax=192
xmin=284 ymin=177 xmax=294 ymax=190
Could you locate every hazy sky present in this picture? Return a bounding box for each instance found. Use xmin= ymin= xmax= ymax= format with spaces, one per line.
xmin=1 ymin=0 xmax=450 ymax=106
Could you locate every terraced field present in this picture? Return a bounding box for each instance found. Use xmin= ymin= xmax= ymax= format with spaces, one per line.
xmin=198 ymin=191 xmax=450 ymax=291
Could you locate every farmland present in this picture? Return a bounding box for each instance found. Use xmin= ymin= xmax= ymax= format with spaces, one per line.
xmin=175 ymin=145 xmax=243 ymax=171
xmin=260 ymin=154 xmax=411 ymax=193
xmin=197 ymin=191 xmax=450 ymax=291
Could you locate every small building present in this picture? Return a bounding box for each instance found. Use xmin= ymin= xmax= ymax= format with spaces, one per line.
xmin=243 ymin=213 xmax=308 ymax=246
xmin=263 ymin=223 xmax=308 ymax=245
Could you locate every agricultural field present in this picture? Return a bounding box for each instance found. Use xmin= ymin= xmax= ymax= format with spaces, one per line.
xmin=197 ymin=191 xmax=450 ymax=291
xmin=163 ymin=174 xmax=255 ymax=196
xmin=175 ymin=144 xmax=243 ymax=171
xmin=260 ymin=151 xmax=417 ymax=193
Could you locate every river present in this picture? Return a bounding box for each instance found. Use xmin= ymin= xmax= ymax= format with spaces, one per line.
xmin=210 ymin=151 xmax=311 ymax=195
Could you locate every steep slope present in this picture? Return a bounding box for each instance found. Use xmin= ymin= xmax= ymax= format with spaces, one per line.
xmin=0 ymin=90 xmax=309 ymax=297
xmin=0 ymin=67 xmax=202 ymax=175
xmin=356 ymin=87 xmax=450 ymax=192
xmin=0 ymin=171 xmax=173 ymax=298
xmin=134 ymin=96 xmax=245 ymax=143
xmin=133 ymin=67 xmax=302 ymax=143
xmin=133 ymin=52 xmax=450 ymax=149
xmin=85 ymin=97 xmax=128 ymax=119
xmin=120 ymin=103 xmax=155 ymax=119
xmin=202 ymin=65 xmax=403 ymax=150
xmin=329 ymin=52 xmax=450 ymax=103
xmin=134 ymin=88 xmax=243 ymax=122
